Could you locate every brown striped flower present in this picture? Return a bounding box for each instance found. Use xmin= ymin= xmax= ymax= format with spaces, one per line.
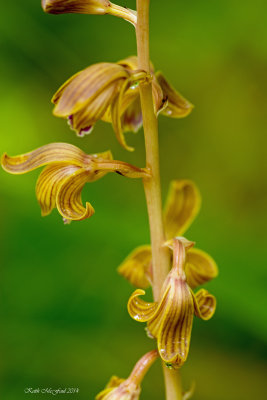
xmin=96 ymin=350 xmax=158 ymax=400
xmin=52 ymin=56 xmax=193 ymax=151
xmin=41 ymin=0 xmax=137 ymax=25
xmin=118 ymin=180 xmax=218 ymax=289
xmin=127 ymin=239 xmax=216 ymax=368
xmin=1 ymin=143 xmax=149 ymax=222
xmin=52 ymin=61 xmax=149 ymax=151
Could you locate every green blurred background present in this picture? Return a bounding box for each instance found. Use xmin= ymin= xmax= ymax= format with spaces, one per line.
xmin=1 ymin=1 xmax=267 ymax=399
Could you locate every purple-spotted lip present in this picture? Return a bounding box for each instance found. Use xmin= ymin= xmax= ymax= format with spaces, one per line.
xmin=67 ymin=115 xmax=93 ymax=137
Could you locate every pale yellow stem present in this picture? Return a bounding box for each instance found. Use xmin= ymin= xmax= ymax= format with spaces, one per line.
xmin=163 ymin=367 xmax=183 ymax=400
xmin=136 ymin=1 xmax=183 ymax=399
xmin=108 ymin=3 xmax=137 ymax=26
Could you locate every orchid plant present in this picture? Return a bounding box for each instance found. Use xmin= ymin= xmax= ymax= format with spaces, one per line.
xmin=2 ymin=1 xmax=218 ymax=399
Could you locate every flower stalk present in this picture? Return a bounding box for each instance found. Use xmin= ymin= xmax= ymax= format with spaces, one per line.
xmin=136 ymin=0 xmax=182 ymax=399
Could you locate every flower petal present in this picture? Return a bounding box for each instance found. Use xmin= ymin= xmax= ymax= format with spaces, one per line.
xmin=156 ymin=71 xmax=194 ymax=118
xmin=127 ymin=289 xmax=158 ymax=322
xmin=56 ymin=169 xmax=95 ymax=221
xmin=36 ymin=163 xmax=80 ymax=216
xmin=152 ymin=280 xmax=194 ymax=368
xmin=118 ymin=245 xmax=152 ymax=288
xmin=1 ymin=143 xmax=86 ymax=174
xmin=42 ymin=0 xmax=108 ymax=15
xmin=71 ymin=82 xmax=119 ymax=136
xmin=53 ymin=63 xmax=130 ymax=117
xmin=186 ymin=248 xmax=218 ymax=289
xmin=151 ymin=75 xmax=166 ymax=115
xmin=193 ymin=289 xmax=216 ymax=320
xmin=163 ymin=180 xmax=201 ymax=239
xmin=120 ymin=88 xmax=143 ymax=133
xmin=111 ymin=78 xmax=134 ymax=151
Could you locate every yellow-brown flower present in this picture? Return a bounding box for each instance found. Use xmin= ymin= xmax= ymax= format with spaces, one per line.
xmin=96 ymin=350 xmax=158 ymax=400
xmin=1 ymin=143 xmax=149 ymax=222
xmin=52 ymin=56 xmax=193 ymax=151
xmin=52 ymin=62 xmax=149 ymax=151
xmin=127 ymin=239 xmax=216 ymax=368
xmin=41 ymin=0 xmax=137 ymax=25
xmin=118 ymin=180 xmax=218 ymax=288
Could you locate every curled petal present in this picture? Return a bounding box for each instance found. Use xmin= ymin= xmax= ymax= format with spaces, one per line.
xmin=120 ymin=88 xmax=143 ymax=133
xmin=151 ymin=281 xmax=194 ymax=368
xmin=156 ymin=72 xmax=194 ymax=118
xmin=193 ymin=289 xmax=216 ymax=320
xmin=56 ymin=169 xmax=95 ymax=221
xmin=163 ymin=180 xmax=201 ymax=239
xmin=103 ymin=84 xmax=142 ymax=135
xmin=53 ymin=63 xmax=130 ymax=117
xmin=127 ymin=289 xmax=158 ymax=322
xmin=118 ymin=245 xmax=152 ymax=288
xmin=36 ymin=163 xmax=80 ymax=216
xmin=152 ymin=75 xmax=166 ymax=115
xmin=1 ymin=143 xmax=87 ymax=174
xmin=186 ymin=248 xmax=218 ymax=289
xmin=111 ymin=78 xmax=135 ymax=151
xmin=71 ymin=83 xmax=119 ymax=136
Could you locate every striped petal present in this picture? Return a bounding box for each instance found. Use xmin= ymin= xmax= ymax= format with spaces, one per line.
xmin=56 ymin=169 xmax=95 ymax=221
xmin=42 ymin=0 xmax=108 ymax=15
xmin=1 ymin=143 xmax=87 ymax=174
xmin=156 ymin=72 xmax=194 ymax=118
xmin=152 ymin=75 xmax=166 ymax=115
xmin=53 ymin=63 xmax=130 ymax=117
xmin=120 ymin=88 xmax=142 ymax=133
xmin=193 ymin=289 xmax=216 ymax=320
xmin=111 ymin=78 xmax=135 ymax=151
xmin=71 ymin=82 xmax=119 ymax=136
xmin=155 ymin=280 xmax=194 ymax=368
xmin=36 ymin=163 xmax=80 ymax=216
xmin=163 ymin=180 xmax=201 ymax=239
xmin=186 ymin=248 xmax=218 ymax=289
xmin=127 ymin=289 xmax=158 ymax=322
xmin=118 ymin=245 xmax=152 ymax=288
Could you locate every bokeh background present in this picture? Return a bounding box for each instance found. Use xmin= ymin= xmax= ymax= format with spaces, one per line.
xmin=1 ymin=1 xmax=267 ymax=399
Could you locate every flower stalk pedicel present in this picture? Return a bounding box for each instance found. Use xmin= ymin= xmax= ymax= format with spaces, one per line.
xmin=1 ymin=1 xmax=218 ymax=399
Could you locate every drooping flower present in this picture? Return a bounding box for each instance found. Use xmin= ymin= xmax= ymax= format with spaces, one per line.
xmin=118 ymin=180 xmax=218 ymax=288
xmin=52 ymin=56 xmax=193 ymax=151
xmin=96 ymin=350 xmax=158 ymax=400
xmin=127 ymin=239 xmax=216 ymax=368
xmin=41 ymin=0 xmax=137 ymax=25
xmin=52 ymin=61 xmax=150 ymax=151
xmin=1 ymin=143 xmax=150 ymax=222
